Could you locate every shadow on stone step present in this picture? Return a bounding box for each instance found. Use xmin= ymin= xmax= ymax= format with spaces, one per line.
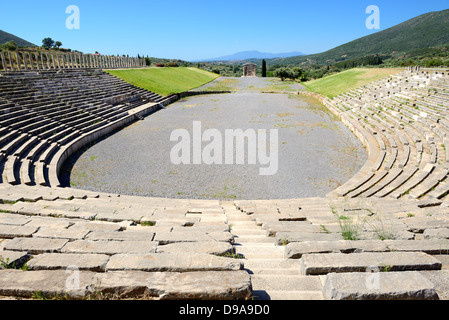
xmin=252 ymin=290 xmax=271 ymax=300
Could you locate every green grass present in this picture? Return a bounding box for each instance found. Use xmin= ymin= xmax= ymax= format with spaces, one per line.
xmin=303 ymin=68 xmax=402 ymax=98
xmin=106 ymin=67 xmax=220 ymax=96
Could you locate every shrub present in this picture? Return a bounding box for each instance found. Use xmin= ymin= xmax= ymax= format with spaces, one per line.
xmin=155 ymin=63 xmax=165 ymax=67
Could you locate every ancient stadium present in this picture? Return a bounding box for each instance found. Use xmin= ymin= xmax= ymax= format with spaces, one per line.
xmin=1 ymin=52 xmax=449 ymax=301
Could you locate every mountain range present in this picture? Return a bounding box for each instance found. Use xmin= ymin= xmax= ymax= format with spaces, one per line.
xmin=267 ymin=8 xmax=449 ymax=66
xmin=195 ymin=50 xmax=306 ymax=62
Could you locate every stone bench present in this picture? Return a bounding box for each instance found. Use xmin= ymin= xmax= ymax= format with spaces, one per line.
xmin=299 ymin=252 xmax=442 ymax=275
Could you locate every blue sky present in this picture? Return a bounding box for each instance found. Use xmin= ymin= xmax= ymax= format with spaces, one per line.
xmin=1 ymin=0 xmax=448 ymax=61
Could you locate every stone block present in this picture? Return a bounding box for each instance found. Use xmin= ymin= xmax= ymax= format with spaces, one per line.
xmin=61 ymin=240 xmax=158 ymax=255
xmin=27 ymin=253 xmax=110 ymax=272
xmin=90 ymin=270 xmax=252 ymax=300
xmin=4 ymin=238 xmax=68 ymax=254
xmin=156 ymin=241 xmax=234 ymax=256
xmin=323 ymin=271 xmax=438 ymax=300
xmin=300 ymin=252 xmax=442 ymax=275
xmin=276 ymin=232 xmax=343 ymax=245
xmin=105 ymin=252 xmax=243 ymax=272
xmin=0 ymin=224 xmax=38 ymax=239
xmin=285 ymin=240 xmax=389 ymax=259
xmin=0 ymin=269 xmax=96 ymax=298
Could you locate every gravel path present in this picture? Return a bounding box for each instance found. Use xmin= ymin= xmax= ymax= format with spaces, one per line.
xmin=63 ymin=78 xmax=367 ymax=200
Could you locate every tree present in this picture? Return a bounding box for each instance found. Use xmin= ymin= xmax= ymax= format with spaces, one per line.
xmin=273 ymin=67 xmax=291 ymax=81
xmin=262 ymin=59 xmax=267 ymax=77
xmin=0 ymin=40 xmax=18 ymax=51
xmin=42 ymin=37 xmax=55 ymax=49
xmin=291 ymin=67 xmax=303 ymax=80
xmin=54 ymin=41 xmax=62 ymax=49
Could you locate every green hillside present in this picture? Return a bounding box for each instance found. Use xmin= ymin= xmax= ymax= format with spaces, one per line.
xmin=303 ymin=68 xmax=402 ymax=98
xmin=0 ymin=30 xmax=35 ymax=47
xmin=106 ymin=67 xmax=220 ymax=96
xmin=268 ymin=8 xmax=449 ymax=66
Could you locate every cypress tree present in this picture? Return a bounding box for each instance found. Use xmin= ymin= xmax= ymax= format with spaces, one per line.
xmin=262 ymin=59 xmax=267 ymax=77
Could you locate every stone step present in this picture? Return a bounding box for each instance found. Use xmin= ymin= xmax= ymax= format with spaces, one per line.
xmin=105 ymin=252 xmax=243 ymax=272
xmin=300 ymin=252 xmax=442 ymax=275
xmin=250 ymin=274 xmax=323 ymax=292
xmin=323 ymin=271 xmax=439 ymax=300
xmin=244 ymin=259 xmax=302 ymax=271
xmin=0 ymin=269 xmax=252 ymax=300
xmin=253 ymin=290 xmax=324 ymax=300
xmin=234 ymin=235 xmax=274 ymax=244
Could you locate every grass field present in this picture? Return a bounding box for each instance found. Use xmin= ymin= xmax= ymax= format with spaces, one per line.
xmin=106 ymin=67 xmax=220 ymax=96
xmin=303 ymin=68 xmax=404 ymax=98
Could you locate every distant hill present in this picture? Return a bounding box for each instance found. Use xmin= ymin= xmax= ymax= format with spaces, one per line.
xmin=267 ymin=8 xmax=449 ymax=66
xmin=0 ymin=30 xmax=35 ymax=47
xmin=196 ymin=50 xmax=305 ymax=62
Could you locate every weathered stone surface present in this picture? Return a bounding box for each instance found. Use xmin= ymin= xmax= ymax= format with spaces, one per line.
xmin=0 ymin=269 xmax=97 ymax=298
xmin=323 ymin=271 xmax=439 ymax=300
xmin=32 ymin=227 xmax=90 ymax=240
xmin=105 ymin=253 xmax=243 ymax=272
xmin=424 ymin=228 xmax=449 ymax=239
xmin=154 ymin=231 xmax=233 ymax=244
xmin=4 ymin=238 xmax=68 ymax=254
xmin=300 ymin=252 xmax=442 ymax=275
xmin=69 ymin=221 xmax=123 ymax=232
xmin=0 ymin=224 xmax=38 ymax=239
xmin=156 ymin=241 xmax=234 ymax=256
xmin=0 ymin=213 xmax=29 ymax=226
xmin=403 ymin=217 xmax=449 ymax=233
xmin=419 ymin=270 xmax=449 ymax=300
xmin=276 ymin=232 xmax=343 ymax=245
xmin=384 ymin=239 xmax=449 ymax=254
xmin=285 ymin=240 xmax=389 ymax=259
xmin=86 ymin=231 xmax=155 ymax=241
xmin=0 ymin=250 xmax=30 ymax=269
xmin=90 ymin=270 xmax=252 ymax=300
xmin=263 ymin=222 xmax=322 ymax=237
xmin=25 ymin=217 xmax=73 ymax=229
xmin=27 ymin=253 xmax=110 ymax=272
xmin=61 ymin=240 xmax=158 ymax=255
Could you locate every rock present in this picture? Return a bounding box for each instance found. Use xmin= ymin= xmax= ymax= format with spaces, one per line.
xmin=105 ymin=252 xmax=243 ymax=272
xmin=0 ymin=250 xmax=30 ymax=269
xmin=285 ymin=240 xmax=389 ymax=259
xmin=32 ymin=227 xmax=90 ymax=240
xmin=300 ymin=252 xmax=442 ymax=275
xmin=156 ymin=241 xmax=234 ymax=256
xmin=384 ymin=239 xmax=449 ymax=254
xmin=90 ymin=270 xmax=252 ymax=300
xmin=276 ymin=232 xmax=343 ymax=245
xmin=323 ymin=271 xmax=439 ymax=300
xmin=423 ymin=228 xmax=449 ymax=239
xmin=0 ymin=224 xmax=38 ymax=239
xmin=86 ymin=231 xmax=155 ymax=241
xmin=4 ymin=238 xmax=68 ymax=254
xmin=61 ymin=240 xmax=158 ymax=255
xmin=0 ymin=269 xmax=97 ymax=298
xmin=27 ymin=253 xmax=110 ymax=272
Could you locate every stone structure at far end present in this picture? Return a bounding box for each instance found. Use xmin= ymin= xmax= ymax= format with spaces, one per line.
xmin=243 ymin=63 xmax=257 ymax=77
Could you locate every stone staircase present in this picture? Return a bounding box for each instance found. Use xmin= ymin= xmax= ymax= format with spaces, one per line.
xmin=223 ymin=201 xmax=324 ymax=300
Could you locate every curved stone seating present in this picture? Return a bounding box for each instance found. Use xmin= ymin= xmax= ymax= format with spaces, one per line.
xmin=0 ymin=69 xmax=172 ymax=188
xmin=325 ymin=69 xmax=449 ymax=201
xmin=3 ymin=68 xmax=449 ymax=300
